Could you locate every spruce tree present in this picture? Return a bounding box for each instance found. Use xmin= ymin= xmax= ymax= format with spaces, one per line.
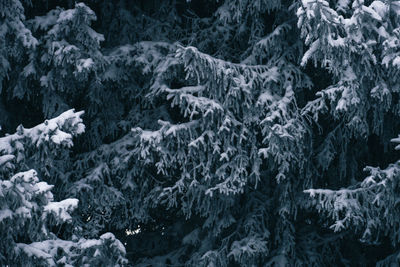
xmin=1 ymin=0 xmax=400 ymax=266
xmin=0 ymin=109 xmax=127 ymax=266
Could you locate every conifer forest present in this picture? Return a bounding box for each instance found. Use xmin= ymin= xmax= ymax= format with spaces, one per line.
xmin=1 ymin=0 xmax=400 ymax=266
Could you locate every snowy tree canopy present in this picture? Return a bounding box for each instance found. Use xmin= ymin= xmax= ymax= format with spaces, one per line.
xmin=1 ymin=0 xmax=400 ymax=265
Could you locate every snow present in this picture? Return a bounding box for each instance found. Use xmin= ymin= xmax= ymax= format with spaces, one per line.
xmin=377 ymin=26 xmax=389 ymax=38
xmin=393 ymin=56 xmax=400 ymax=68
xmin=393 ymin=1 xmax=400 ymax=15
xmin=44 ymin=198 xmax=79 ymax=221
xmin=328 ymin=35 xmax=346 ymax=47
xmin=0 ymin=135 xmax=19 ymax=155
xmin=138 ymin=129 xmax=163 ymax=143
xmin=369 ymin=1 xmax=388 ymax=18
xmin=109 ymin=44 xmax=135 ymax=57
xmin=50 ymin=129 xmax=72 ymax=146
xmin=85 ymin=163 xmax=109 ymax=183
xmin=362 ymin=5 xmax=382 ymax=21
xmin=10 ymin=170 xmax=38 ymax=183
xmin=57 ymin=256 xmax=67 ymax=264
xmin=56 ymin=3 xmax=97 ymax=23
xmin=16 ymin=243 xmax=55 ymax=266
xmin=76 ymin=2 xmax=96 ymax=17
xmin=257 ymin=90 xmax=279 ymax=105
xmin=0 ymin=154 xmax=14 ymax=166
xmin=254 ymin=24 xmax=291 ymax=51
xmin=337 ymin=0 xmax=350 ymax=10
xmin=61 ymin=44 xmax=79 ymax=54
xmin=33 ymin=109 xmax=85 ymax=143
xmin=80 ymin=239 xmax=102 ymax=249
xmin=342 ymin=66 xmax=357 ymax=81
xmin=228 ymin=236 xmax=268 ymax=261
xmin=100 ymin=232 xmax=115 ymax=240
xmin=100 ymin=233 xmax=126 ymax=254
xmin=86 ymin=27 xmax=105 ymax=44
xmin=220 ymin=152 xmax=229 ymax=161
xmin=30 ymin=9 xmax=60 ymax=31
xmin=15 ymin=207 xmax=31 ymax=218
xmin=14 ymin=234 xmax=126 ymax=265
xmin=215 ymin=3 xmax=231 ymax=24
xmin=22 ymin=62 xmax=36 ymax=77
xmin=391 ymin=135 xmax=400 ymax=150
xmin=35 ymin=181 xmax=54 ymax=194
xmin=165 ymin=121 xmax=198 ymax=137
xmin=189 ymin=130 xmax=213 ymax=148
xmin=164 ymin=85 xmax=205 ymax=94
xmin=57 ymin=9 xmax=76 ymax=23
xmin=16 ymin=240 xmax=81 ymax=266
xmin=0 ymin=180 xmax=12 ymax=191
xmin=14 ymin=21 xmax=38 ymax=49
xmin=180 ymin=93 xmax=223 ymax=116
xmin=383 ymin=165 xmax=397 ymax=180
xmin=301 ymin=39 xmax=319 ymax=66
xmin=76 ymin=58 xmax=94 ymax=73
xmin=0 ymin=208 xmax=13 ymax=221
xmin=40 ymin=75 xmax=49 ymax=87
xmin=0 ymin=109 xmax=85 ymax=159
xmin=93 ymin=249 xmax=101 ymax=257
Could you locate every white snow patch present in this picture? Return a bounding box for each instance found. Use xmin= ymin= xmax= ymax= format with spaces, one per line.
xmin=44 ymin=198 xmax=79 ymax=221
xmin=370 ymin=1 xmax=388 ymax=18
xmin=10 ymin=170 xmax=38 ymax=183
xmin=0 ymin=208 xmax=13 ymax=221
xmin=362 ymin=5 xmax=382 ymax=21
xmin=100 ymin=233 xmax=126 ymax=254
xmin=301 ymin=39 xmax=320 ymax=66
xmin=57 ymin=9 xmax=76 ymax=23
xmin=30 ymin=9 xmax=60 ymax=31
xmin=393 ymin=56 xmax=400 ymax=68
xmin=80 ymin=239 xmax=102 ymax=249
xmin=16 ymin=243 xmax=55 ymax=265
xmin=0 ymin=155 xmax=14 ymax=166
xmin=76 ymin=58 xmax=94 ymax=73
xmin=343 ymin=66 xmax=357 ymax=81
xmin=35 ymin=182 xmax=54 ymax=194
xmin=15 ymin=207 xmax=31 ymax=218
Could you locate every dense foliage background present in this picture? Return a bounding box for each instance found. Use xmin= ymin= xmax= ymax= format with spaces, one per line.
xmin=1 ymin=0 xmax=400 ymax=265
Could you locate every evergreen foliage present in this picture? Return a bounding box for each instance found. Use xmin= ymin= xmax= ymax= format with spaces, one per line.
xmin=0 ymin=109 xmax=127 ymax=266
xmin=1 ymin=0 xmax=400 ymax=265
